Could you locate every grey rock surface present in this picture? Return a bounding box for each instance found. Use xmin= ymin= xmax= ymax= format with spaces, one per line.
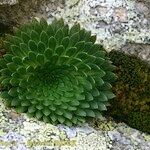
xmin=36 ymin=0 xmax=150 ymax=62
xmin=0 ymin=0 xmax=18 ymax=5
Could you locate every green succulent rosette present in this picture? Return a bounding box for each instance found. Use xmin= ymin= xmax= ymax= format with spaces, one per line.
xmin=0 ymin=18 xmax=116 ymax=126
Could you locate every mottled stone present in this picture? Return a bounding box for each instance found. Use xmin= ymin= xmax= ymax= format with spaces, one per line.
xmin=37 ymin=0 xmax=150 ymax=58
xmin=114 ymin=7 xmax=127 ymax=22
xmin=121 ymin=43 xmax=150 ymax=63
xmin=108 ymin=131 xmax=121 ymax=141
xmin=0 ymin=0 xmax=18 ymax=5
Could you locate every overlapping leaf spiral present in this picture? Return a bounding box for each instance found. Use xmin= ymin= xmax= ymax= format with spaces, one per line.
xmin=0 ymin=18 xmax=116 ymax=126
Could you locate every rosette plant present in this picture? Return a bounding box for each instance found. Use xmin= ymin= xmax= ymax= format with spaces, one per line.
xmin=0 ymin=18 xmax=116 ymax=126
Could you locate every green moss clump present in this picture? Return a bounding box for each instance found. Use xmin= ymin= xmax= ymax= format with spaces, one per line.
xmin=107 ymin=50 xmax=150 ymax=133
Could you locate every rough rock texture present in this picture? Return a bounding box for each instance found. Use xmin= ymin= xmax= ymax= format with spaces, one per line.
xmin=0 ymin=99 xmax=150 ymax=150
xmin=1 ymin=0 xmax=150 ymax=62
xmin=0 ymin=0 xmax=18 ymax=5
xmin=36 ymin=0 xmax=150 ymax=62
xmin=0 ymin=0 xmax=44 ymax=28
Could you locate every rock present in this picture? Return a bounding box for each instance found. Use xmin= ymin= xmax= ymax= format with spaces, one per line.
xmin=121 ymin=43 xmax=150 ymax=63
xmin=108 ymin=131 xmax=121 ymax=141
xmin=0 ymin=0 xmax=18 ymax=5
xmin=77 ymin=124 xmax=95 ymax=134
xmin=58 ymin=125 xmax=77 ymax=138
xmin=135 ymin=2 xmax=149 ymax=16
xmin=120 ymin=137 xmax=131 ymax=145
xmin=114 ymin=7 xmax=127 ymax=22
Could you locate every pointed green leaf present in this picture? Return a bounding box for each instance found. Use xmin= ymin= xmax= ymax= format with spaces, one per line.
xmin=30 ymin=30 xmax=39 ymax=42
xmin=70 ymin=100 xmax=80 ymax=106
xmin=62 ymin=24 xmax=69 ymax=36
xmin=66 ymin=47 xmax=77 ymax=56
xmin=55 ymin=28 xmax=63 ymax=43
xmin=1 ymin=91 xmax=12 ymax=99
xmin=91 ymin=102 xmax=98 ymax=109
xmin=28 ymin=40 xmax=37 ymax=51
xmin=68 ymin=106 xmax=77 ymax=111
xmin=75 ymin=41 xmax=85 ymax=51
xmin=21 ymin=101 xmax=30 ymax=106
xmin=0 ymin=58 xmax=6 ymax=68
xmin=0 ymin=68 xmax=11 ymax=76
xmin=103 ymin=91 xmax=115 ymax=99
xmin=44 ymin=48 xmax=53 ymax=59
xmin=26 ymin=66 xmax=35 ymax=73
xmin=51 ymin=54 xmax=58 ymax=64
xmin=56 ymin=109 xmax=63 ymax=115
xmin=34 ymin=23 xmax=42 ymax=34
xmin=12 ymin=56 xmax=22 ymax=65
xmin=8 ymin=87 xmax=18 ymax=97
xmin=3 ymin=54 xmax=13 ymax=62
xmin=72 ymin=117 xmax=77 ymax=124
xmin=36 ymin=54 xmax=45 ymax=65
xmin=28 ymin=106 xmax=36 ymax=113
xmin=50 ymin=113 xmax=57 ymax=122
xmin=86 ymin=110 xmax=95 ymax=117
xmin=7 ymin=62 xmax=17 ymax=72
xmin=10 ymin=78 xmax=20 ymax=86
xmin=84 ymin=42 xmax=93 ymax=52
xmin=55 ymin=45 xmax=65 ymax=55
xmin=17 ymin=66 xmax=26 ymax=74
xmin=95 ymin=111 xmax=103 ymax=119
xmin=49 ymin=105 xmax=56 ymax=111
xmin=40 ymin=31 xmax=49 ymax=45
xmin=94 ymin=76 xmax=104 ymax=85
xmin=80 ymin=103 xmax=90 ymax=108
xmin=20 ymin=43 xmax=29 ymax=54
xmin=43 ymin=116 xmax=50 ymax=123
xmin=48 ymin=36 xmax=56 ymax=50
xmin=65 ymin=120 xmax=73 ymax=127
xmin=15 ymin=107 xmax=27 ymax=113
xmin=63 ymin=112 xmax=72 ymax=119
xmin=42 ymin=108 xmax=51 ymax=116
xmin=98 ymin=103 xmax=107 ymax=111
xmin=84 ymin=31 xmax=91 ymax=42
xmin=28 ymin=51 xmax=36 ymax=62
xmin=1 ymin=78 xmax=10 ymax=86
xmin=69 ymin=23 xmax=80 ymax=35
xmin=19 ymin=79 xmax=28 ymax=87
xmin=90 ymin=35 xmax=96 ymax=43
xmin=92 ymin=88 xmax=100 ymax=97
xmin=98 ymin=92 xmax=108 ymax=101
xmin=35 ymin=111 xmax=43 ymax=119
xmin=58 ymin=116 xmax=65 ymax=123
xmin=37 ymin=41 xmax=46 ymax=53
xmin=69 ymin=32 xmax=79 ymax=46
xmin=46 ymin=25 xmax=54 ymax=36
xmin=36 ymin=104 xmax=44 ymax=110
xmin=21 ymin=32 xmax=30 ymax=43
xmin=11 ymin=45 xmax=23 ymax=56
xmin=40 ymin=18 xmax=48 ymax=29
xmin=86 ymin=92 xmax=93 ymax=101
xmin=61 ymin=37 xmax=69 ymax=48
xmin=76 ymin=109 xmax=86 ymax=116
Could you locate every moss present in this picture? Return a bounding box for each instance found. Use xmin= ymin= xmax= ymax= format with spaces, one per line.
xmin=128 ymin=111 xmax=150 ymax=133
xmin=107 ymin=50 xmax=150 ymax=134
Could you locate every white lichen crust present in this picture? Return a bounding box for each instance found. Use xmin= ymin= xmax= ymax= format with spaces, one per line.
xmin=39 ymin=0 xmax=150 ymax=54
xmin=0 ymin=99 xmax=150 ymax=150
